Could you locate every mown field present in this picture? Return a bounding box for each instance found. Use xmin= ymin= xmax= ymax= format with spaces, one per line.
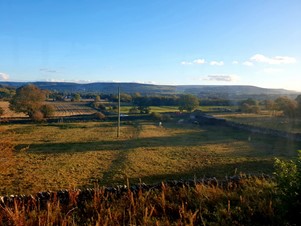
xmin=0 ymin=101 xmax=97 ymax=118
xmin=1 ymin=118 xmax=300 ymax=195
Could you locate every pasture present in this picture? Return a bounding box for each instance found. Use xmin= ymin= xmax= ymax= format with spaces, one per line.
xmin=1 ymin=118 xmax=300 ymax=195
xmin=214 ymin=112 xmax=301 ymax=133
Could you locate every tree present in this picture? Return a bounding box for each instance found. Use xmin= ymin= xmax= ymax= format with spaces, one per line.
xmin=264 ymin=99 xmax=275 ymax=111
xmin=9 ymin=84 xmax=46 ymax=118
xmin=240 ymin=98 xmax=260 ymax=113
xmin=94 ymin=95 xmax=101 ymax=102
xmin=178 ymin=94 xmax=199 ymax=112
xmin=71 ymin=93 xmax=81 ymax=102
xmin=40 ymin=104 xmax=55 ymax=118
xmin=120 ymin=93 xmax=132 ymax=102
xmin=133 ymin=97 xmax=151 ymax=114
xmin=275 ymin=96 xmax=297 ymax=118
xmin=240 ymin=103 xmax=260 ymax=113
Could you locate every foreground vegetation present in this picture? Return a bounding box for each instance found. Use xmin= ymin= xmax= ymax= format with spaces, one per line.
xmin=0 ymin=177 xmax=278 ymax=225
xmin=1 ymin=164 xmax=301 ymax=226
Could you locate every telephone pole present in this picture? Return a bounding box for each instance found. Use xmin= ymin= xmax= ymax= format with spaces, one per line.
xmin=117 ymin=86 xmax=121 ymax=138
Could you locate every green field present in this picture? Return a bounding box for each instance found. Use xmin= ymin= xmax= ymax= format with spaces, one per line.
xmin=1 ymin=118 xmax=300 ymax=195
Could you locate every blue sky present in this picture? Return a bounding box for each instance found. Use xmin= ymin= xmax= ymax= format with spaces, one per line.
xmin=0 ymin=0 xmax=300 ymax=90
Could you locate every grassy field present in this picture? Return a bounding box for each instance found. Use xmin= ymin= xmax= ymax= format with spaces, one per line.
xmin=1 ymin=118 xmax=300 ymax=195
xmin=120 ymin=105 xmax=238 ymax=114
xmin=1 ymin=100 xmax=237 ymax=118
xmin=214 ymin=112 xmax=301 ymax=133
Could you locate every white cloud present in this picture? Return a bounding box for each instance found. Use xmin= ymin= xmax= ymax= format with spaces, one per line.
xmin=263 ymin=68 xmax=284 ymax=74
xmin=0 ymin=72 xmax=9 ymax=80
xmin=210 ymin=61 xmax=224 ymax=66
xmin=250 ymin=54 xmax=296 ymax=64
xmin=232 ymin=61 xmax=239 ymax=64
xmin=203 ymin=74 xmax=239 ymax=82
xmin=243 ymin=61 xmax=254 ymax=66
xmin=193 ymin=59 xmax=206 ymax=64
xmin=181 ymin=61 xmax=193 ymax=65
xmin=181 ymin=58 xmax=206 ymax=65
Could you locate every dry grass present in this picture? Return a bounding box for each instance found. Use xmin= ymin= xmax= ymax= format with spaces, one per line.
xmin=0 ymin=101 xmax=26 ymax=118
xmin=0 ymin=119 xmax=299 ymax=195
xmin=0 ymin=177 xmax=282 ymax=225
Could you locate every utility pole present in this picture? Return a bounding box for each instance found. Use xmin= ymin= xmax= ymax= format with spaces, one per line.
xmin=117 ymin=86 xmax=121 ymax=138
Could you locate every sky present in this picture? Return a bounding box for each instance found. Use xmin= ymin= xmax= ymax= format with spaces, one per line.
xmin=0 ymin=0 xmax=301 ymax=91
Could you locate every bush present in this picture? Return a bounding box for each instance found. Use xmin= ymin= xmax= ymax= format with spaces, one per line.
xmin=31 ymin=111 xmax=45 ymax=122
xmin=151 ymin=112 xmax=171 ymax=122
xmin=274 ymin=151 xmax=301 ymax=224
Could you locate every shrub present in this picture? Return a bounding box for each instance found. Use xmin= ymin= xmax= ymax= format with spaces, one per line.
xmin=274 ymin=151 xmax=301 ymax=224
xmin=31 ymin=111 xmax=45 ymax=122
xmin=151 ymin=112 xmax=171 ymax=122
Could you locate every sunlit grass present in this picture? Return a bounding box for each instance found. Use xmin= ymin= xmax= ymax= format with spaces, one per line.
xmin=0 ymin=120 xmax=299 ymax=195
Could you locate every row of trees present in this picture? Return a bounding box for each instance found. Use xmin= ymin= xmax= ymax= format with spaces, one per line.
xmin=3 ymin=84 xmax=301 ymax=120
xmin=1 ymin=85 xmax=201 ymax=120
xmin=240 ymin=96 xmax=301 ymax=118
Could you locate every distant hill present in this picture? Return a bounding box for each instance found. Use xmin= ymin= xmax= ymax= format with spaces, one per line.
xmin=0 ymin=81 xmax=299 ymax=99
xmin=176 ymin=85 xmax=299 ymax=100
xmin=0 ymin=82 xmax=176 ymax=95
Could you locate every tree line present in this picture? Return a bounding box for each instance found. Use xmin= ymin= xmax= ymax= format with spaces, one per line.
xmin=1 ymin=84 xmax=301 ymax=121
xmin=239 ymin=96 xmax=301 ymax=118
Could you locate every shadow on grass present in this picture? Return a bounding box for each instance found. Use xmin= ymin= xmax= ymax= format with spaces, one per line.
xmin=16 ymin=125 xmax=301 ymax=157
xmin=95 ymin=159 xmax=275 ymax=187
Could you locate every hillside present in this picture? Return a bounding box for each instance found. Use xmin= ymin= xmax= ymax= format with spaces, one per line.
xmin=0 ymin=81 xmax=298 ymax=98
